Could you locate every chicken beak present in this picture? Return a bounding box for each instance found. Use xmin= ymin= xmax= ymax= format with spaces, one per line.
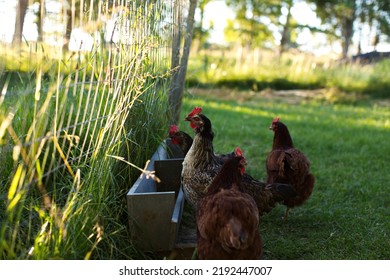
xmin=185 ymin=116 xmax=191 ymax=121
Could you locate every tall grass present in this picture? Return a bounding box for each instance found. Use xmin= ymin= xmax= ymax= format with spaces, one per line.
xmin=187 ymin=48 xmax=390 ymax=98
xmin=0 ymin=1 xmax=175 ymax=260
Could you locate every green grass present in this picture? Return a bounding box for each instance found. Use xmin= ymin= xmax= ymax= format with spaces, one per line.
xmin=178 ymin=88 xmax=390 ymax=260
xmin=187 ymin=50 xmax=390 ymax=98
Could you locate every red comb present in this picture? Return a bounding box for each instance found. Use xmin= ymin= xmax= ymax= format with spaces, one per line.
xmin=235 ymin=147 xmax=243 ymax=157
xmin=188 ymin=107 xmax=202 ymax=117
xmin=169 ymin=124 xmax=179 ymax=134
xmin=272 ymin=117 xmax=280 ymax=124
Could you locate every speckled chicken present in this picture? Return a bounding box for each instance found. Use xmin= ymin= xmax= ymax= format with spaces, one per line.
xmin=181 ymin=107 xmax=296 ymax=215
xmin=196 ymin=147 xmax=262 ymax=260
xmin=266 ymin=117 xmax=315 ymax=219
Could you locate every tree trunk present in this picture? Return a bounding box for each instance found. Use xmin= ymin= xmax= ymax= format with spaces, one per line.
xmin=340 ymin=3 xmax=356 ymax=60
xmin=192 ymin=2 xmax=205 ymax=53
xmin=168 ymin=0 xmax=197 ymax=124
xmin=341 ymin=17 xmax=354 ymax=59
xmin=169 ymin=0 xmax=182 ymax=124
xmin=37 ymin=0 xmax=45 ymax=42
xmin=279 ymin=2 xmax=292 ymax=57
xmin=63 ymin=0 xmax=76 ymax=51
xmin=12 ymin=0 xmax=28 ymax=45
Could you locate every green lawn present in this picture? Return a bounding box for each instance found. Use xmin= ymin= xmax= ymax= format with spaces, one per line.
xmin=179 ymin=88 xmax=390 ymax=260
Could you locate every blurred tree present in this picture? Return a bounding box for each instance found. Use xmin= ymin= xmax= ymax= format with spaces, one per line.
xmin=64 ymin=0 xmax=108 ymax=50
xmin=36 ymin=0 xmax=45 ymax=42
xmin=192 ymin=0 xmax=213 ymax=52
xmin=361 ymin=0 xmax=390 ymax=50
xmin=225 ymin=0 xmax=299 ymax=56
xmin=64 ymin=0 xmax=77 ymax=49
xmin=225 ymin=0 xmax=273 ymax=49
xmin=278 ymin=0 xmax=297 ymax=56
xmin=13 ymin=0 xmax=47 ymax=44
xmin=12 ymin=0 xmax=29 ymax=45
xmin=63 ymin=0 xmax=97 ymax=50
xmin=309 ymin=0 xmax=356 ymax=59
xmin=309 ymin=0 xmax=390 ymax=58
xmin=169 ymin=0 xmax=197 ymax=124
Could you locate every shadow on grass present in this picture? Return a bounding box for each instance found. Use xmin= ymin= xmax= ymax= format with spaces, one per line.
xmin=187 ymin=77 xmax=321 ymax=92
xmin=187 ymin=74 xmax=390 ymax=99
xmin=0 ymin=70 xmax=54 ymax=95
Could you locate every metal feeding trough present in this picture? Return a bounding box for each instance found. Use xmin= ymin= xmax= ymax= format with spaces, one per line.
xmin=126 ymin=139 xmax=186 ymax=252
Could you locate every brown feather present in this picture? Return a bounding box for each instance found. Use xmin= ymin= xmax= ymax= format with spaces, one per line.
xmin=196 ymin=157 xmax=262 ymax=260
xmin=266 ymin=119 xmax=315 ymax=218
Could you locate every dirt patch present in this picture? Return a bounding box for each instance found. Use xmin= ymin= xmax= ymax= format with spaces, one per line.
xmin=187 ymin=87 xmax=383 ymax=105
xmin=374 ymin=99 xmax=390 ymax=107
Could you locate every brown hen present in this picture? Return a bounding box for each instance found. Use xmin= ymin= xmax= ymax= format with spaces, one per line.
xmin=196 ymin=147 xmax=262 ymax=260
xmin=181 ymin=107 xmax=296 ymax=215
xmin=266 ymin=117 xmax=315 ymax=219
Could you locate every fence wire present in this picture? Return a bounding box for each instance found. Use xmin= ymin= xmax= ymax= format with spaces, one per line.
xmin=0 ymin=0 xmax=188 ymax=259
xmin=0 ymin=0 xmax=186 ymax=181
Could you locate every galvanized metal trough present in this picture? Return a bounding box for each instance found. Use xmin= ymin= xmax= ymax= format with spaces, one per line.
xmin=126 ymin=139 xmax=187 ymax=252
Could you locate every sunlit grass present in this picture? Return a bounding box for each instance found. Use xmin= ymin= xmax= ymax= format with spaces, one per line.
xmin=187 ymin=49 xmax=390 ymax=98
xmin=179 ymin=88 xmax=390 ymax=259
xmin=0 ymin=13 xmax=172 ymax=261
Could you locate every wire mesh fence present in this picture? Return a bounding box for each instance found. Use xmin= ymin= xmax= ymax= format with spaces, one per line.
xmin=0 ymin=0 xmax=188 ymax=259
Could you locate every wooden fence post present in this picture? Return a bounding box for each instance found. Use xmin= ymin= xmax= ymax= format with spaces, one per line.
xmin=168 ymin=0 xmax=197 ymax=124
